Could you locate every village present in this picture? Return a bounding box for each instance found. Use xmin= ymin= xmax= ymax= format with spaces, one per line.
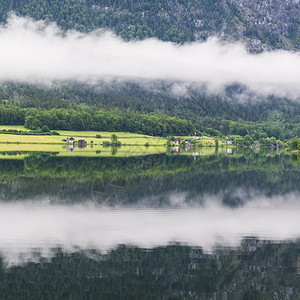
xmin=62 ymin=133 xmax=282 ymax=154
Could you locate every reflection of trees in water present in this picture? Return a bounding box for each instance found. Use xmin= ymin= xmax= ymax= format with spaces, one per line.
xmin=0 ymin=241 xmax=299 ymax=299
xmin=291 ymin=152 xmax=300 ymax=165
xmin=91 ymin=177 xmax=127 ymax=206
xmin=0 ymin=152 xmax=300 ymax=204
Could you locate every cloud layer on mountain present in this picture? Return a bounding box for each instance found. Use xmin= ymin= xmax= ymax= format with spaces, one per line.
xmin=0 ymin=14 xmax=299 ymax=99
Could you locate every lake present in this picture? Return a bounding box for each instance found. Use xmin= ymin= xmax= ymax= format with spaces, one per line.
xmin=0 ymin=148 xmax=299 ymax=299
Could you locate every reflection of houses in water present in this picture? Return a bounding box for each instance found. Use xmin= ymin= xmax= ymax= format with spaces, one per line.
xmin=172 ymin=146 xmax=182 ymax=153
xmin=65 ymin=138 xmax=88 ymax=151
xmin=188 ymin=262 xmax=199 ymax=270
xmin=251 ymin=143 xmax=260 ymax=152
xmin=193 ymin=152 xmax=202 ymax=159
xmin=184 ymin=140 xmax=194 ymax=152
xmin=226 ymin=148 xmax=234 ymax=155
xmin=91 ymin=178 xmax=128 ymax=206
xmin=67 ymin=144 xmax=74 ymax=152
xmin=78 ymin=139 xmax=87 ymax=148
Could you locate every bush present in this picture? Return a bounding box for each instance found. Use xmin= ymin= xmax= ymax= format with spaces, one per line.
xmin=41 ymin=125 xmax=50 ymax=133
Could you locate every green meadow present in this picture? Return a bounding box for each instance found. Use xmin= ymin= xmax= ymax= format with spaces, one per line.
xmin=0 ymin=125 xmax=167 ymax=146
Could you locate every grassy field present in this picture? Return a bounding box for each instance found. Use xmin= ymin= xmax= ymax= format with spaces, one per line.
xmin=0 ymin=125 xmax=28 ymax=131
xmin=0 ymin=134 xmax=64 ymax=144
xmin=178 ymin=135 xmax=228 ymax=146
xmin=57 ymin=130 xmax=153 ymax=138
xmin=0 ymin=126 xmax=167 ymax=146
xmin=0 ymin=126 xmax=227 ymax=146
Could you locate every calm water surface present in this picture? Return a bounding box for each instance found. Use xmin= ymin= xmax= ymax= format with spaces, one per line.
xmin=0 ymin=149 xmax=299 ymax=299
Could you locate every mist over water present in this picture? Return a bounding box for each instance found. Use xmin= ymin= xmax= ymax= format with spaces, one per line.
xmin=0 ymin=14 xmax=299 ymax=99
xmin=0 ymin=192 xmax=300 ymax=265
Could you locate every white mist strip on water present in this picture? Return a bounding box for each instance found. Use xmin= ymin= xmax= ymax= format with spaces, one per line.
xmin=0 ymin=14 xmax=299 ymax=99
xmin=0 ymin=195 xmax=300 ymax=265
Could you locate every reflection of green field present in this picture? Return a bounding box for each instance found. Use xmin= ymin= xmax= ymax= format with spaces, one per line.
xmin=170 ymin=147 xmax=222 ymax=156
xmin=0 ymin=144 xmax=167 ymax=158
xmin=0 ymin=145 xmax=236 ymax=160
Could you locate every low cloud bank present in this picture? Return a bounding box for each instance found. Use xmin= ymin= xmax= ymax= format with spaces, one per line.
xmin=0 ymin=193 xmax=300 ymax=265
xmin=0 ymin=14 xmax=299 ymax=99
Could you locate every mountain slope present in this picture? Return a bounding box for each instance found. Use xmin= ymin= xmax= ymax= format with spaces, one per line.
xmin=0 ymin=0 xmax=299 ymax=52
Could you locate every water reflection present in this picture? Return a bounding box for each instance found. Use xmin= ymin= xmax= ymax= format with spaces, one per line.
xmin=0 ymin=194 xmax=300 ymax=265
xmin=0 ymin=150 xmax=299 ymax=204
xmin=0 ymin=150 xmax=299 ymax=299
xmin=0 ymin=239 xmax=299 ymax=299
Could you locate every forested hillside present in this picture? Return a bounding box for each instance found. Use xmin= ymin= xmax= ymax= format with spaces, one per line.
xmin=2 ymin=82 xmax=300 ymax=123
xmin=1 ymin=82 xmax=300 ymax=139
xmin=0 ymin=0 xmax=299 ymax=52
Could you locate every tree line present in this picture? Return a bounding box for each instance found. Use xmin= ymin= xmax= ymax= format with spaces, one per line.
xmin=0 ymin=103 xmax=195 ymax=136
xmin=1 ymin=100 xmax=300 ymax=141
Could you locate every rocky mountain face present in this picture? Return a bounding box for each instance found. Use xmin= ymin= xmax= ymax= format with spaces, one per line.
xmin=0 ymin=0 xmax=298 ymax=52
xmin=229 ymin=0 xmax=299 ymax=51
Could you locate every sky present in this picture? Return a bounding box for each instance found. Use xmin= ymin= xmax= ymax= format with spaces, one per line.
xmin=0 ymin=14 xmax=299 ymax=99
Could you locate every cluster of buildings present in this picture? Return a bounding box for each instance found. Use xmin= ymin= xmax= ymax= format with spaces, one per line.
xmin=65 ymin=137 xmax=87 ymax=151
xmin=172 ymin=136 xmax=201 ymax=146
xmin=171 ymin=137 xmax=199 ymax=154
